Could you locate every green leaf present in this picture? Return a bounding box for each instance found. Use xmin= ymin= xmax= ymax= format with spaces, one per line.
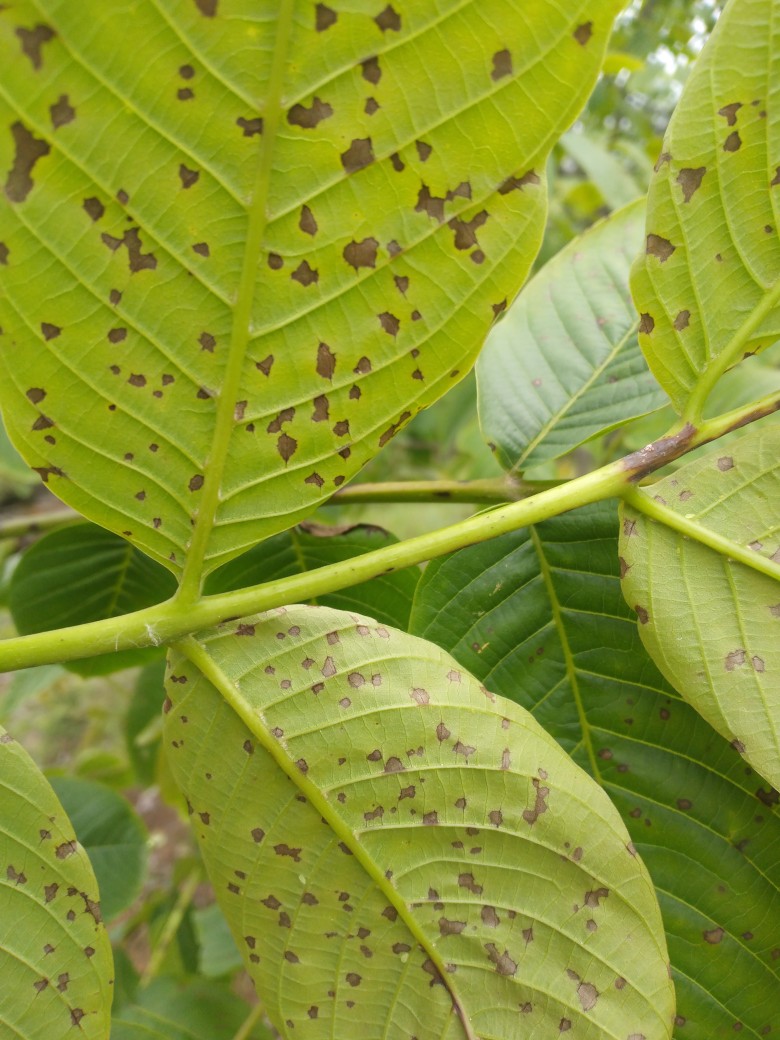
xmin=206 ymin=522 xmax=419 ymax=629
xmin=163 ymin=605 xmax=673 ymax=1040
xmin=8 ymin=523 xmax=177 ymax=675
xmin=630 ymin=0 xmax=780 ymax=416
xmin=192 ymin=903 xmax=243 ymax=979
xmin=478 ymin=200 xmax=667 ymax=472
xmin=0 ymin=725 xmax=113 ymax=1039
xmin=0 ymin=0 xmax=623 ymax=582
xmin=112 ymin=978 xmax=273 ymax=1040
xmin=49 ymin=776 xmax=148 ymax=921
xmin=560 ymin=130 xmax=644 ymax=209
xmin=409 ymin=502 xmax=780 ymax=1038
xmin=619 ymin=424 xmax=780 ymax=788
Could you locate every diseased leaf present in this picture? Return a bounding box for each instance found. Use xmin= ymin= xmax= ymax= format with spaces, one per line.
xmin=8 ymin=523 xmax=176 ymax=675
xmin=206 ymin=522 xmax=419 ymax=629
xmin=409 ymin=503 xmax=780 ymax=1038
xmin=164 ymin=605 xmax=674 ymax=1040
xmin=620 ymin=425 xmax=780 ymax=788
xmin=0 ymin=0 xmax=623 ymax=579
xmin=50 ymin=776 xmax=148 ymax=921
xmin=0 ymin=725 xmax=113 ymax=1039
xmin=478 ymin=200 xmax=667 ymax=472
xmin=630 ymin=0 xmax=780 ymax=414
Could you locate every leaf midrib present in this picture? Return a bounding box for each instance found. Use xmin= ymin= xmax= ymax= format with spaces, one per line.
xmin=178 ymin=2 xmax=297 ymax=597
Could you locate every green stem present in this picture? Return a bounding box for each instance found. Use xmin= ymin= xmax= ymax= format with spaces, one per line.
xmin=0 ymin=394 xmax=776 ymax=673
xmin=0 ymin=460 xmax=627 ymax=670
xmin=622 ymin=487 xmax=780 ymax=583
xmin=328 ymin=476 xmax=559 ymax=504
xmin=139 ymin=865 xmax=201 ymax=989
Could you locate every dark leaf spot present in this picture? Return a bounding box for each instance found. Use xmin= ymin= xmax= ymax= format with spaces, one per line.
xmin=574 ymin=22 xmax=593 ymax=45
xmin=677 ymin=167 xmax=706 ymax=202
xmin=291 ymin=260 xmax=318 ymax=286
xmin=703 ymin=927 xmax=724 ymax=944
xmin=448 ymin=210 xmax=488 ymax=250
xmin=41 ymin=322 xmax=61 ymax=341
xmin=317 ymin=342 xmax=336 ymax=379
xmin=194 ymin=0 xmax=218 ymax=15
xmin=499 ymin=169 xmax=540 ymax=194
xmin=341 ymin=138 xmax=374 ymax=173
xmin=344 ymin=237 xmax=378 ymax=270
xmin=4 ymin=122 xmax=50 ymax=203
xmin=724 ymin=131 xmax=742 ymax=152
xmin=288 ymin=97 xmax=333 ymax=129
xmin=485 ymin=943 xmax=517 ymax=976
xmin=364 ymin=97 xmax=380 ymax=115
xmin=646 ymin=234 xmax=675 ymax=262
xmin=725 ymin=649 xmax=746 ymax=671
xmin=16 ymin=24 xmax=56 ymax=69
xmin=237 ymin=116 xmax=263 ymax=136
xmin=491 ymin=49 xmax=512 ymax=80
xmin=375 ymin=4 xmax=401 ymax=31
xmin=639 ymin=313 xmax=655 ymax=334
xmin=101 ymin=227 xmax=157 ymax=272
xmin=277 ymin=433 xmax=297 ymax=462
xmin=315 ymin=3 xmax=337 ymax=30
xmin=361 ymin=56 xmax=381 ymax=84
xmin=299 ymin=205 xmax=318 ymax=236
xmin=674 ymin=310 xmax=691 ymax=330
xmin=189 ymin=474 xmax=204 ymax=491
xmin=179 ymin=164 xmax=200 ymax=188
xmin=718 ymin=102 xmax=742 ymax=126
xmin=379 ymin=411 xmax=411 ymax=446
xmin=378 ymin=312 xmax=400 ymax=336
xmin=50 ymin=95 xmax=75 ymax=129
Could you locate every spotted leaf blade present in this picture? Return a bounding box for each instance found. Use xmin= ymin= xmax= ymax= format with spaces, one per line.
xmin=0 ymin=0 xmax=622 ymax=578
xmin=620 ymin=425 xmax=780 ymax=788
xmin=630 ymin=0 xmax=780 ymax=414
xmin=164 ymin=605 xmax=673 ymax=1040
xmin=0 ymin=726 xmax=113 ymax=1039
xmin=409 ymin=503 xmax=780 ymax=1038
xmin=477 ymin=201 xmax=667 ymax=472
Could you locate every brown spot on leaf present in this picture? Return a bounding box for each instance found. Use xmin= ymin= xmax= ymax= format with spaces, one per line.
xmin=379 ymin=411 xmax=411 ymax=446
xmin=485 ymin=943 xmax=517 ymax=976
xmin=299 ymin=205 xmax=318 ymax=236
xmin=291 ymin=260 xmax=318 ymax=285
xmin=179 ymin=164 xmax=200 ymax=189
xmin=448 ymin=210 xmax=488 ymax=250
xmin=578 ymin=982 xmax=599 ymax=1010
xmin=375 ymin=4 xmax=401 ymax=31
xmin=378 ymin=312 xmax=400 ymax=336
xmin=237 ymin=116 xmax=263 ymax=137
xmin=719 ymin=102 xmax=742 ymax=126
xmin=725 ymin=649 xmax=746 ymax=671
xmin=677 ymin=167 xmax=706 ymax=202
xmin=315 ymin=3 xmax=337 ymax=30
xmin=193 ymin=241 xmax=210 ymax=257
xmin=361 ymin=56 xmax=381 ymax=84
xmin=277 ymin=433 xmax=297 ymax=462
xmin=16 ymin=24 xmax=56 ymax=69
xmin=5 ymin=122 xmax=50 ymax=203
xmin=646 ymin=234 xmax=675 ymax=262
xmin=499 ymin=169 xmax=540 ymax=194
xmin=41 ymin=322 xmax=61 ymax=341
xmin=439 ymin=918 xmax=465 ymax=935
xmin=639 ymin=313 xmax=655 ymax=334
xmin=635 ymin=605 xmax=649 ymax=624
xmin=674 ymin=310 xmax=691 ymax=330
xmin=50 ymin=95 xmax=75 ymax=129
xmin=288 ymin=97 xmax=333 ymax=129
xmin=344 ymin=237 xmax=379 ymax=270
xmin=384 ymin=757 xmax=405 ymax=773
xmin=341 ymin=138 xmax=374 ymax=173
xmin=523 ymin=778 xmax=549 ymax=825
xmin=491 ymin=49 xmax=512 ymax=80
xmin=317 ymin=342 xmax=336 ymax=379
xmin=458 ymin=872 xmax=482 ymax=894
xmin=724 ymin=131 xmax=742 ymax=152
xmin=574 ymin=21 xmax=593 ymax=45
xmin=704 ymin=926 xmax=724 ymax=944
xmin=101 ymin=227 xmax=157 ymax=272
xmin=189 ymin=474 xmax=204 ymax=491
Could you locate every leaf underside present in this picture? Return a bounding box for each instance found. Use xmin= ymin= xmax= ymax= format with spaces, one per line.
xmin=630 ymin=0 xmax=780 ymax=412
xmin=409 ymin=502 xmax=780 ymax=1039
xmin=620 ymin=425 xmax=780 ymax=789
xmin=478 ymin=199 xmax=666 ymax=472
xmin=0 ymin=726 xmax=113 ymax=1040
xmin=163 ymin=605 xmax=674 ymax=1040
xmin=0 ymin=0 xmax=622 ymax=580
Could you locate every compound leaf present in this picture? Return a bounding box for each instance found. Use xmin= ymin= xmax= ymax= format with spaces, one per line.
xmin=0 ymin=0 xmax=622 ymax=581
xmin=620 ymin=424 xmax=780 ymax=789
xmin=163 ymin=605 xmax=674 ymax=1040
xmin=0 ymin=725 xmax=113 ymax=1039
xmin=477 ymin=200 xmax=666 ymax=472
xmin=630 ymin=0 xmax=780 ymax=415
xmin=409 ymin=502 xmax=780 ymax=1038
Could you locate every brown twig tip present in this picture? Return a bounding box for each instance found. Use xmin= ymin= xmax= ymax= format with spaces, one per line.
xmin=622 ymin=422 xmax=698 ymax=481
